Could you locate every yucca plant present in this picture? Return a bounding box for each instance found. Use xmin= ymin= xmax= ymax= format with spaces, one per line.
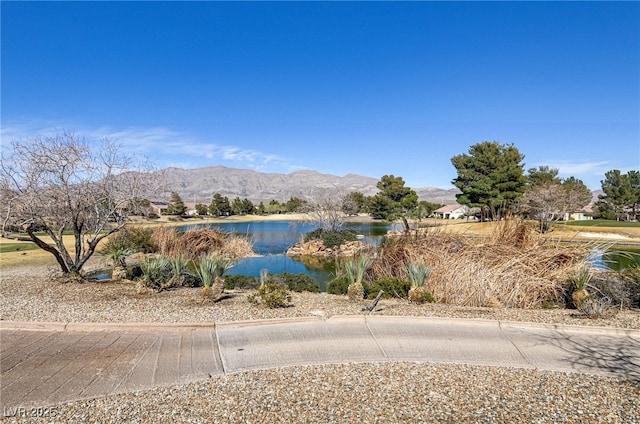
xmin=260 ymin=268 xmax=269 ymax=287
xmin=344 ymin=254 xmax=373 ymax=301
xmin=101 ymin=241 xmax=133 ymax=280
xmin=406 ymin=262 xmax=433 ymax=303
xmin=569 ymin=266 xmax=592 ymax=308
xmin=140 ymin=256 xmax=171 ymax=291
xmin=166 ymin=255 xmax=189 ymax=288
xmin=194 ymin=255 xmax=232 ymax=302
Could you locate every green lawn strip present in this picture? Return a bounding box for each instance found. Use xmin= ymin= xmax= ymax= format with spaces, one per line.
xmin=0 ymin=242 xmax=40 ymax=254
xmin=559 ymin=220 xmax=640 ymax=228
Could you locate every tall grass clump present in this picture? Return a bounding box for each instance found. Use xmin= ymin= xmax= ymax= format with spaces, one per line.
xmin=151 ymin=227 xmax=254 ymax=260
xmin=194 ymin=255 xmax=232 ymax=302
xmin=371 ymin=219 xmax=592 ymax=309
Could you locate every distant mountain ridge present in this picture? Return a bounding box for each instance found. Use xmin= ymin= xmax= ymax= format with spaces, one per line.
xmin=155 ymin=166 xmax=462 ymax=205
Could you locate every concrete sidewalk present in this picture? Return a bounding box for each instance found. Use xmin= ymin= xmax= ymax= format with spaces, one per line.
xmin=2 ymin=316 xmax=639 ymax=410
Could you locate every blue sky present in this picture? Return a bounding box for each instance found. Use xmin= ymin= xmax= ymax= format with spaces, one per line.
xmin=2 ymin=1 xmax=638 ymax=191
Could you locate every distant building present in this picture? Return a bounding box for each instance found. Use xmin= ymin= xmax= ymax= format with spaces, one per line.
xmin=433 ymin=204 xmax=468 ymax=219
xmin=563 ymin=204 xmax=594 ymax=221
xmin=149 ymin=201 xmax=170 ymax=216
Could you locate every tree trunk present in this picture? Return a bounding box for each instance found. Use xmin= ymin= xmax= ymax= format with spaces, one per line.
xmin=26 ymin=225 xmax=70 ymax=273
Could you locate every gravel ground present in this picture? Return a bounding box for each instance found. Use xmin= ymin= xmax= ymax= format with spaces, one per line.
xmin=4 ymin=363 xmax=639 ymax=423
xmin=2 ymin=265 xmax=640 ymax=423
xmin=1 ymin=265 xmax=639 ymax=328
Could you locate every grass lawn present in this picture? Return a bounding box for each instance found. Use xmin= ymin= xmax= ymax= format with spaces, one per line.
xmin=559 ymin=220 xmax=640 ymax=228
xmin=0 ymin=242 xmax=40 ymax=254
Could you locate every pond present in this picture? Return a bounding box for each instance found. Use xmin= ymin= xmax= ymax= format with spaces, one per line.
xmin=180 ymin=220 xmax=394 ymax=289
xmin=593 ymin=248 xmax=640 ymax=271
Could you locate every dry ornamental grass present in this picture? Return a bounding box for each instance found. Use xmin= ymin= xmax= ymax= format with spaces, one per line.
xmin=371 ymin=219 xmax=593 ymax=309
xmin=151 ymin=226 xmax=254 ymax=260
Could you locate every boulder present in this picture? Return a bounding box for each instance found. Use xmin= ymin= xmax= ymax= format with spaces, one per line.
xmin=287 ymin=240 xmax=370 ymax=258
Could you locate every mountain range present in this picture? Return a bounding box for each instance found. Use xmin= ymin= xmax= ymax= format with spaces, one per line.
xmin=154 ymin=166 xmax=462 ymax=205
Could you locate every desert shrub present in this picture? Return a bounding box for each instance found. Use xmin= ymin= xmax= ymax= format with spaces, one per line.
xmin=273 ymin=272 xmax=319 ymax=293
xmin=578 ymin=296 xmax=617 ymax=318
xmin=123 ymin=226 xmax=156 ymax=253
xmin=224 ymin=275 xmax=260 ymax=290
xmin=621 ymin=267 xmax=640 ymax=308
xmin=588 ymin=271 xmax=632 ymax=308
xmin=248 ymin=282 xmax=291 ymax=308
xmin=327 ymin=275 xmax=350 ymax=295
xmin=409 ymin=288 xmax=435 ymax=303
xmin=304 ymin=228 xmax=357 ymax=248
xmin=103 ymin=226 xmax=156 ymax=254
xmin=369 ymin=219 xmax=592 ymax=308
xmin=586 ymin=268 xmax=640 ymax=309
xmin=164 ymin=255 xmax=190 ymax=288
xmin=364 ymin=277 xmax=411 ymax=299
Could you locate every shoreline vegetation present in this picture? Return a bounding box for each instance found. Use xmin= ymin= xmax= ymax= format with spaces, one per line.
xmin=1 ymin=214 xmax=638 ymax=324
xmin=2 ymin=213 xmax=639 ymax=268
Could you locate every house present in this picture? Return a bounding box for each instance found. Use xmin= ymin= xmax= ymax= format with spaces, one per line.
xmin=149 ymin=201 xmax=170 ymax=216
xmin=563 ymin=204 xmax=594 ymax=221
xmin=434 ymin=204 xmax=468 ymax=219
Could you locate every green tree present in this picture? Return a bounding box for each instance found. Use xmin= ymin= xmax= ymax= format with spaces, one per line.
xmin=209 ymin=193 xmax=231 ymax=217
xmin=241 ymin=198 xmax=255 ymax=215
xmin=527 ymin=166 xmax=561 ymax=187
xmin=195 ymin=203 xmax=208 ymax=216
xmin=266 ymin=199 xmax=282 ymax=215
xmin=257 ymin=201 xmax=266 ymax=215
xmin=627 ymin=170 xmax=640 ymax=218
xmin=372 ymin=175 xmax=418 ymax=228
xmin=368 ymin=193 xmax=396 ymax=220
xmin=231 ymin=197 xmax=244 ymax=215
xmin=451 ymin=141 xmax=527 ymax=221
xmin=562 ymin=177 xmax=592 ymax=215
xmin=285 ymin=196 xmax=307 ymax=213
xmin=593 ymin=199 xmax=616 ymax=220
xmin=599 ymin=170 xmax=637 ymax=220
xmin=165 ymin=192 xmax=187 ymax=216
xmin=410 ymin=201 xmax=442 ymax=220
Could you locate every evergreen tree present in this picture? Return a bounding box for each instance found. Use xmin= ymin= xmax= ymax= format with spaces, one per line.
xmin=599 ymin=170 xmax=639 ymax=220
xmin=451 ymin=141 xmax=527 ymax=221
xmin=165 ymin=192 xmax=187 ymax=216
xmin=195 ymin=203 xmax=208 ymax=216
xmin=368 ymin=175 xmax=418 ymax=228
xmin=241 ymin=198 xmax=255 ymax=214
xmin=209 ymin=193 xmax=231 ymax=216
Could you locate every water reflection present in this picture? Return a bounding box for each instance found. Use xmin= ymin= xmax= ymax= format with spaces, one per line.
xmin=180 ymin=220 xmax=392 ymax=288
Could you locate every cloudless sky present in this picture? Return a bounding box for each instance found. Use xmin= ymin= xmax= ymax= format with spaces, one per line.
xmin=2 ymin=1 xmax=639 ymax=190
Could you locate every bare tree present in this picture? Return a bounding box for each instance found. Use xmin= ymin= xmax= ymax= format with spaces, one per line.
xmin=303 ymin=191 xmax=347 ymax=232
xmin=521 ymin=183 xmax=566 ymax=233
xmin=0 ymin=132 xmax=156 ymax=275
xmin=521 ymin=177 xmax=592 ymax=233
